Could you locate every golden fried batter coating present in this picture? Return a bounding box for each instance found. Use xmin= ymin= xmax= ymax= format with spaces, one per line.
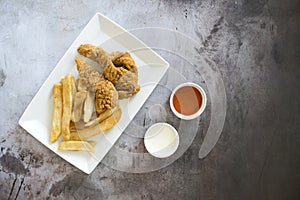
xmin=95 ymin=80 xmax=118 ymax=115
xmin=102 ymin=62 xmax=128 ymax=85
xmin=110 ymin=52 xmax=138 ymax=76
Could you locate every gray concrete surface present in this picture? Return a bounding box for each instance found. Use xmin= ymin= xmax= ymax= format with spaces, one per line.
xmin=1 ymin=0 xmax=300 ymax=199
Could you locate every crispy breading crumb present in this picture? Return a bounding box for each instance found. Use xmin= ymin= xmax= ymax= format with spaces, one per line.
xmin=95 ymin=80 xmax=118 ymax=114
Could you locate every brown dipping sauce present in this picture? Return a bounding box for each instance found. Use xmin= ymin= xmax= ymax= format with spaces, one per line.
xmin=173 ymin=86 xmax=202 ymax=115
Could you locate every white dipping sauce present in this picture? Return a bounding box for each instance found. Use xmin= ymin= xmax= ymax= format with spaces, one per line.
xmin=144 ymin=123 xmax=179 ymax=158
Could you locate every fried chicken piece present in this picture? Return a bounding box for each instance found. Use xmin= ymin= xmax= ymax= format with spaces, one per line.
xmin=78 ymin=44 xmax=128 ymax=84
xmin=75 ymin=58 xmax=104 ymax=92
xmin=110 ymin=52 xmax=138 ymax=76
xmin=77 ymin=44 xmax=140 ymax=99
xmin=116 ymin=72 xmax=140 ymax=99
xmin=103 ymin=62 xmax=129 ymax=85
xmin=77 ymin=44 xmax=112 ymax=69
xmin=95 ymin=80 xmax=118 ymax=115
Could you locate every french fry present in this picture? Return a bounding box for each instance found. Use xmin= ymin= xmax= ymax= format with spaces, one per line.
xmin=77 ymin=78 xmax=88 ymax=91
xmin=58 ymin=141 xmax=94 ymax=152
xmin=64 ymin=134 xmax=97 ymax=146
xmin=75 ymin=78 xmax=79 ymax=91
xmin=69 ymin=74 xmax=76 ymax=97
xmin=61 ymin=75 xmax=74 ymax=140
xmin=69 ymin=75 xmax=76 ymax=122
xmin=70 ymin=108 xmax=122 ymax=140
xmin=69 ymin=131 xmax=81 ymax=141
xmin=85 ymin=106 xmax=117 ymax=128
xmin=83 ymin=91 xmax=95 ymax=122
xmin=91 ymin=112 xmax=97 ymax=119
xmin=72 ymin=91 xmax=87 ymax=122
xmin=69 ymin=120 xmax=86 ymax=131
xmin=70 ymin=109 xmax=112 ymax=132
xmin=87 ymin=141 xmax=97 ymax=147
xmin=50 ymin=83 xmax=63 ymax=143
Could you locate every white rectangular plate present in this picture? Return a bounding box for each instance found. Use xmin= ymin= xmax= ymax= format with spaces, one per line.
xmin=18 ymin=13 xmax=169 ymax=174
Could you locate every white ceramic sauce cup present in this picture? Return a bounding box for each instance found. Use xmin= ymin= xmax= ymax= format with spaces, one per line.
xmin=144 ymin=123 xmax=179 ymax=158
xmin=170 ymin=82 xmax=207 ymax=120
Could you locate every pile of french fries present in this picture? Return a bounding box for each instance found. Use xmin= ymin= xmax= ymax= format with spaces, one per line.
xmin=50 ymin=74 xmax=121 ymax=152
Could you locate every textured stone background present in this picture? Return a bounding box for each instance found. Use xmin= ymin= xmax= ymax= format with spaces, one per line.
xmin=0 ymin=0 xmax=300 ymax=199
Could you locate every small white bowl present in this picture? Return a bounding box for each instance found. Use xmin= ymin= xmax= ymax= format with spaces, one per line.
xmin=170 ymin=82 xmax=207 ymax=120
xmin=144 ymin=123 xmax=179 ymax=158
